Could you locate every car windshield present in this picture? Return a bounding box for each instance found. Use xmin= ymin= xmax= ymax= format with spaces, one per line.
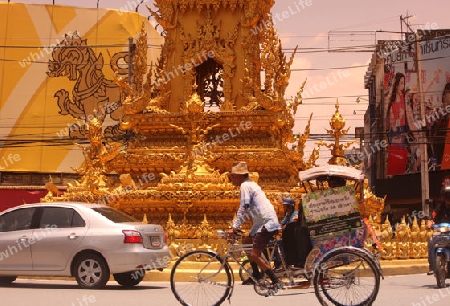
xmin=92 ymin=207 xmax=139 ymax=223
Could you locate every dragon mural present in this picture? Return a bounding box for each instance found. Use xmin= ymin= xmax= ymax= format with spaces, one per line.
xmin=47 ymin=32 xmax=127 ymax=139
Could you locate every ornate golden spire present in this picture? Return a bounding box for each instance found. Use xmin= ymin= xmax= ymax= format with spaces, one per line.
xmin=316 ymin=100 xmax=356 ymax=165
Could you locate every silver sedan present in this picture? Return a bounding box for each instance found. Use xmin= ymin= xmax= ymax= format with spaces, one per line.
xmin=0 ymin=202 xmax=172 ymax=289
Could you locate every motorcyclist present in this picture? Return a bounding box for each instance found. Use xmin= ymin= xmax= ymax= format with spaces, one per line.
xmin=427 ymin=177 xmax=450 ymax=275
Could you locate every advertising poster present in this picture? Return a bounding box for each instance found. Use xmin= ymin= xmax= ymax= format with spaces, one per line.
xmin=384 ymin=35 xmax=450 ymax=174
xmin=302 ymin=185 xmax=361 ymax=238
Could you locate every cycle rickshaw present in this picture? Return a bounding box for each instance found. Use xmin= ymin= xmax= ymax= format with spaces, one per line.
xmin=170 ymin=165 xmax=383 ymax=306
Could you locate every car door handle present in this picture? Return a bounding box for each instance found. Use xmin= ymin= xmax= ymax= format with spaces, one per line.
xmin=18 ymin=237 xmax=28 ymax=242
xmin=68 ymin=233 xmax=78 ymax=240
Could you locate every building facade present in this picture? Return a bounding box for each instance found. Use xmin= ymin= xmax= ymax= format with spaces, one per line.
xmin=364 ymin=29 xmax=450 ymax=219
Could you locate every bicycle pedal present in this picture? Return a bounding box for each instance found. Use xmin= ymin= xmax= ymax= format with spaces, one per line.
xmin=264 ymin=288 xmax=279 ymax=297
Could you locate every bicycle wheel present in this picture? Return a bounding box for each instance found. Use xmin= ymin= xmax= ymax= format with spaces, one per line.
xmin=313 ymin=247 xmax=380 ymax=306
xmin=171 ymin=250 xmax=232 ymax=306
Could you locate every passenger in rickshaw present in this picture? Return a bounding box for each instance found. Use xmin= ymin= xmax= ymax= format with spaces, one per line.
xmin=281 ymin=200 xmax=312 ymax=270
xmin=426 ymin=180 xmax=450 ymax=275
xmin=273 ymin=197 xmax=298 ymax=271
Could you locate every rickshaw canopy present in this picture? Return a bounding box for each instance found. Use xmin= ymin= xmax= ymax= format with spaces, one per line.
xmin=299 ymin=165 xmax=364 ymax=181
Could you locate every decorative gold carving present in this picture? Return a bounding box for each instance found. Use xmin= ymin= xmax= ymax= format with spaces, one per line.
xmin=147 ymin=3 xmax=177 ymax=29
xmin=196 ymin=214 xmax=214 ymax=246
xmin=306 ymin=147 xmax=320 ymax=169
xmin=361 ymin=180 xmax=386 ymax=221
xmin=316 ymin=101 xmax=357 ymax=165
xmin=114 ymin=24 xmax=168 ymax=127
xmin=297 ymin=113 xmax=313 ymax=161
xmin=42 ymin=176 xmax=61 ymax=202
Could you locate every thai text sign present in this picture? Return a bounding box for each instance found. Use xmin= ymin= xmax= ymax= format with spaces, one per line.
xmin=302 ymin=186 xmax=361 ymax=237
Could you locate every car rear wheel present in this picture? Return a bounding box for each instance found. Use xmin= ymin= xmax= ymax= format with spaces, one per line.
xmin=0 ymin=276 xmax=17 ymax=285
xmin=74 ymin=253 xmax=110 ymax=289
xmin=113 ymin=270 xmax=145 ymax=288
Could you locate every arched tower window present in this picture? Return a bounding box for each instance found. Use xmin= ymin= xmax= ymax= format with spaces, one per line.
xmin=195 ymin=58 xmax=224 ymax=108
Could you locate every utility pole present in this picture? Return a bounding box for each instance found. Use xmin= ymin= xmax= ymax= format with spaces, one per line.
xmin=415 ymin=31 xmax=430 ymax=217
xmin=401 ymin=16 xmax=430 ymax=216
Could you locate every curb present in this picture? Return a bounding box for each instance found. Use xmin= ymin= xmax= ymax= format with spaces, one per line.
xmin=377 ymin=259 xmax=428 ymax=277
xmin=143 ymin=259 xmax=429 ymax=282
xmin=16 ymin=259 xmax=429 ymax=283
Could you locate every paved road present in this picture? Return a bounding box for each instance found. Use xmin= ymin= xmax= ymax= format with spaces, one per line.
xmin=2 ymin=273 xmax=449 ymax=306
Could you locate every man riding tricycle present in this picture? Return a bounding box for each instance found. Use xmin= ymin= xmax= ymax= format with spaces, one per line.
xmin=170 ymin=164 xmax=383 ymax=306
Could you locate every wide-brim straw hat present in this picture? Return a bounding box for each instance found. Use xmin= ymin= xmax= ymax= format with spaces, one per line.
xmin=230 ymin=161 xmax=249 ymax=175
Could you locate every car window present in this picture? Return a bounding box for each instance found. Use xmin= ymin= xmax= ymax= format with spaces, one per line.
xmin=0 ymin=207 xmax=36 ymax=232
xmin=92 ymin=207 xmax=138 ymax=223
xmin=39 ymin=207 xmax=85 ymax=228
xmin=71 ymin=210 xmax=86 ymax=227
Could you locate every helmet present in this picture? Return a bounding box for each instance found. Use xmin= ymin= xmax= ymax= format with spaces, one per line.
xmin=281 ymin=198 xmax=295 ymax=205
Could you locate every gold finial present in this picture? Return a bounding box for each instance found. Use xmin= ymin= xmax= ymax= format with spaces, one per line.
xmin=316 ymin=99 xmax=356 ymax=165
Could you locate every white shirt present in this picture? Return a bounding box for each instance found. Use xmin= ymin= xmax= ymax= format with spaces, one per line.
xmin=232 ymin=178 xmax=280 ymax=236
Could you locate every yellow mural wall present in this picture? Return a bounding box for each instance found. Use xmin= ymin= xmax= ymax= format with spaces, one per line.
xmin=0 ymin=3 xmax=162 ymax=172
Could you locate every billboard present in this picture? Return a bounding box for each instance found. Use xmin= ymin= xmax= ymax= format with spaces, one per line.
xmin=383 ymin=35 xmax=450 ymax=175
xmin=0 ymin=3 xmax=162 ymax=173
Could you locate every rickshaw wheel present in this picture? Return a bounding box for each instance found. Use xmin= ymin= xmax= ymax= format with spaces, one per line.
xmin=313 ymin=247 xmax=380 ymax=306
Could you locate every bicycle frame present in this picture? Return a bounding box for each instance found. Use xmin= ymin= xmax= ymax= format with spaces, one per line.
xmin=230 ymin=235 xmax=312 ymax=288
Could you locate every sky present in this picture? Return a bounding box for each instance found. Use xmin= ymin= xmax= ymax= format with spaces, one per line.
xmin=11 ymin=0 xmax=450 ymax=165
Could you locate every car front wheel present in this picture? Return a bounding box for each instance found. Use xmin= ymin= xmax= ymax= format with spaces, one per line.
xmin=74 ymin=253 xmax=110 ymax=289
xmin=113 ymin=270 xmax=145 ymax=288
xmin=0 ymin=276 xmax=17 ymax=285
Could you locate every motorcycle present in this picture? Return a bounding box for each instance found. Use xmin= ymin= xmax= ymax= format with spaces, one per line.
xmin=430 ymin=223 xmax=450 ymax=288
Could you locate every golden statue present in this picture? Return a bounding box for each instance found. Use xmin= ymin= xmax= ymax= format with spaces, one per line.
xmin=380 ymin=216 xmax=395 ymax=260
xmin=409 ymin=216 xmax=421 ymax=258
xmin=395 ymin=217 xmax=411 ymax=259
xmin=419 ymin=219 xmax=432 ymax=258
